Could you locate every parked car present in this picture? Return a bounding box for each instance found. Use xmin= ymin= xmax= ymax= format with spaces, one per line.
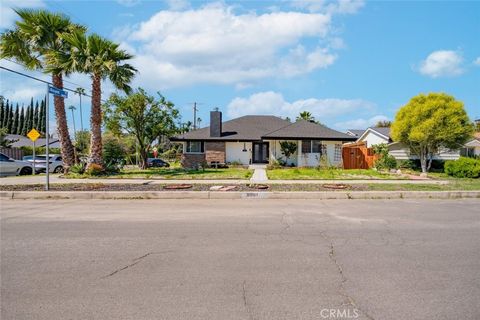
xmin=147 ymin=158 xmax=170 ymax=168
xmin=23 ymin=155 xmax=33 ymax=161
xmin=0 ymin=153 xmax=33 ymax=176
xmin=28 ymin=154 xmax=64 ymax=173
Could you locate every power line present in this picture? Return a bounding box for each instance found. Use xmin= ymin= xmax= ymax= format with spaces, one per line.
xmin=2 ymin=58 xmax=88 ymax=92
xmin=0 ymin=64 xmax=108 ymax=102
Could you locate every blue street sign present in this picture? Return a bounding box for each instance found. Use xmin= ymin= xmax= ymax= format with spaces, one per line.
xmin=48 ymin=86 xmax=68 ymax=98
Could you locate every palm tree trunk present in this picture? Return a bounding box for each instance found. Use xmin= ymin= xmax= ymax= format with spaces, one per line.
xmin=52 ymin=73 xmax=75 ymax=171
xmin=87 ymin=73 xmax=103 ymax=168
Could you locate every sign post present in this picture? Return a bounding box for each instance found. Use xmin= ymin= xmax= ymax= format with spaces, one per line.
xmin=46 ymin=85 xmax=67 ymax=191
xmin=27 ymin=128 xmax=41 ymax=175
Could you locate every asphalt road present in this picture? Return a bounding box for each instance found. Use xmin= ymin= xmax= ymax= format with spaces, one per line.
xmin=1 ymin=199 xmax=479 ymax=320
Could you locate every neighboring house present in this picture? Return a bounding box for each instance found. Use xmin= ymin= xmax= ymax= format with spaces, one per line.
xmin=6 ymin=134 xmax=60 ymax=148
xmin=352 ymin=127 xmax=461 ymax=161
xmin=461 ymin=132 xmax=480 ymax=157
xmin=171 ymin=111 xmax=356 ymax=168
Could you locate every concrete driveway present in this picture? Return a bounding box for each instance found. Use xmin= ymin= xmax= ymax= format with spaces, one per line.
xmin=1 ymin=199 xmax=479 ymax=320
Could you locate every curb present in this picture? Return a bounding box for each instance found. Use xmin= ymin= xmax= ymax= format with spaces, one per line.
xmin=1 ymin=190 xmax=479 ymax=200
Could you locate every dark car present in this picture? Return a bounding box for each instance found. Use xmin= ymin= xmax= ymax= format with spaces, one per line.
xmin=147 ymin=158 xmax=170 ymax=168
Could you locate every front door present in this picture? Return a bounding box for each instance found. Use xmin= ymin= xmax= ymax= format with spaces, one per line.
xmin=252 ymin=142 xmax=269 ymax=163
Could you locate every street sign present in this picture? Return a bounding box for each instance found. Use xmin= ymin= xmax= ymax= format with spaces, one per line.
xmin=48 ymin=86 xmax=68 ymax=98
xmin=27 ymin=128 xmax=41 ymax=142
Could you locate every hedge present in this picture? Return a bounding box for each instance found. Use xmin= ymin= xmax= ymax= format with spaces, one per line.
xmin=444 ymin=157 xmax=480 ymax=178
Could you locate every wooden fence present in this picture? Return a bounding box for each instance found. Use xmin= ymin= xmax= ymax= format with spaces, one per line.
xmin=342 ymin=142 xmax=378 ymax=169
xmin=0 ymin=148 xmax=24 ymax=160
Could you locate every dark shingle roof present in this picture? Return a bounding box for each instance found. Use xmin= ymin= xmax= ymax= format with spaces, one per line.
xmin=347 ymin=129 xmax=366 ymax=137
xmin=369 ymin=127 xmax=391 ymax=138
xmin=171 ymin=115 xmax=291 ymax=141
xmin=172 ymin=116 xmax=356 ymax=141
xmin=262 ymin=120 xmax=356 ymax=140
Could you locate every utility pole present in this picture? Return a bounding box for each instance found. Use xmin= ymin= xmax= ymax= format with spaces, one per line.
xmin=75 ymin=87 xmax=85 ymax=131
xmin=193 ymin=102 xmax=198 ymax=130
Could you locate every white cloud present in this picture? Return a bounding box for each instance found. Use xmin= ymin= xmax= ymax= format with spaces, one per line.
xmin=474 ymin=57 xmax=480 ymax=66
xmin=291 ymin=0 xmax=365 ymax=14
xmin=226 ymin=91 xmax=376 ymax=125
xmin=419 ymin=50 xmax=464 ymax=78
xmin=334 ymin=115 xmax=389 ymax=130
xmin=166 ymin=0 xmax=190 ymax=11
xmin=118 ymin=3 xmax=353 ymax=89
xmin=0 ymin=0 xmax=45 ymax=29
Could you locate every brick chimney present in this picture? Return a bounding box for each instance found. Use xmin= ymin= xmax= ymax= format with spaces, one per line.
xmin=210 ymin=109 xmax=222 ymax=137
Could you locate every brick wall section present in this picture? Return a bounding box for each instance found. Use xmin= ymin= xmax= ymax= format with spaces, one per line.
xmin=181 ymin=153 xmax=205 ymax=168
xmin=205 ymin=142 xmax=226 ymax=164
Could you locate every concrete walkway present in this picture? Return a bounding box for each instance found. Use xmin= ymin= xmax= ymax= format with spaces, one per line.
xmin=249 ymin=164 xmax=268 ymax=183
xmin=0 ymin=174 xmax=451 ymax=185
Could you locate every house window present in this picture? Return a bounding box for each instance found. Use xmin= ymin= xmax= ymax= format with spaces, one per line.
xmin=301 ymin=140 xmax=326 ymax=154
xmin=334 ymin=144 xmax=342 ymax=162
xmin=302 ymin=140 xmax=312 ymax=153
xmin=186 ymin=141 xmax=204 ymax=153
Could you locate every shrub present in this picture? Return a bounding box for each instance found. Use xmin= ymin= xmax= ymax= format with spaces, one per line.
xmin=373 ymin=143 xmax=397 ymax=170
xmin=69 ymin=163 xmax=86 ymax=174
xmin=102 ymin=133 xmax=126 ymax=170
xmin=444 ymin=157 xmax=480 ymax=178
xmin=85 ymin=163 xmax=104 ymax=176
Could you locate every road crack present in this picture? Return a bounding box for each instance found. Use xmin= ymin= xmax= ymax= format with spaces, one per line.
xmin=101 ymin=250 xmax=173 ymax=279
xmin=319 ymin=231 xmax=375 ymax=320
xmin=242 ymin=280 xmax=255 ymax=320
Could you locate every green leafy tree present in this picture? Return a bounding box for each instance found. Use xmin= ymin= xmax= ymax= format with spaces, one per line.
xmin=0 ymin=9 xmax=86 ymax=170
xmin=40 ymin=99 xmax=46 ymax=133
xmin=48 ymin=31 xmax=136 ymax=169
xmin=391 ymin=93 xmax=474 ymax=173
xmin=33 ymin=100 xmax=39 ymax=130
xmin=279 ymin=141 xmax=298 ymax=165
xmin=12 ymin=104 xmax=19 ymax=134
xmin=103 ymin=88 xmax=179 ymax=169
xmin=375 ymin=120 xmax=392 ymax=128
xmin=0 ymin=98 xmax=4 ymax=127
xmin=74 ymin=130 xmax=91 ymax=156
xmin=19 ymin=107 xmax=25 ymax=136
xmin=6 ymin=102 xmax=13 ymax=133
xmin=2 ymin=100 xmax=9 ymax=127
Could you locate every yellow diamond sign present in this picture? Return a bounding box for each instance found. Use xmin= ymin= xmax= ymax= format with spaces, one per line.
xmin=27 ymin=128 xmax=41 ymax=142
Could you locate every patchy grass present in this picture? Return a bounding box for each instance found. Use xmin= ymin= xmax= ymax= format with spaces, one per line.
xmin=266 ymin=168 xmax=402 ymax=180
xmin=2 ymin=179 xmax=479 ymax=192
xmin=65 ymin=166 xmax=253 ymax=180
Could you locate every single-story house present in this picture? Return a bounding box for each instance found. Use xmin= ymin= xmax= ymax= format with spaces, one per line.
xmin=461 ymin=132 xmax=480 ymax=157
xmin=349 ymin=127 xmax=461 ymax=161
xmin=171 ymin=111 xmax=356 ymax=167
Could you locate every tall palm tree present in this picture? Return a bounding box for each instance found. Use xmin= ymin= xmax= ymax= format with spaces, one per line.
xmin=297 ymin=111 xmax=315 ymax=122
xmin=68 ymin=105 xmax=77 ymax=133
xmin=50 ymin=31 xmax=136 ymax=168
xmin=75 ymin=87 xmax=85 ymax=131
xmin=0 ymin=10 xmax=85 ymax=171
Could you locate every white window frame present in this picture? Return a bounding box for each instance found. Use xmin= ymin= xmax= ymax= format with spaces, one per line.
xmin=185 ymin=141 xmax=204 ymax=154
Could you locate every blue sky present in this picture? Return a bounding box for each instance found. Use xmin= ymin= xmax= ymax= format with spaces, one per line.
xmin=1 ymin=0 xmax=479 ymax=134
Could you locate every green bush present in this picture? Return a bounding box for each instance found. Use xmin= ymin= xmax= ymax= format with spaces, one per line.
xmin=102 ymin=133 xmax=126 ymax=169
xmin=20 ymin=146 xmax=61 ymax=156
xmin=444 ymin=157 xmax=480 ymax=178
xmin=69 ymin=163 xmax=86 ymax=174
xmin=373 ymin=143 xmax=397 ymax=170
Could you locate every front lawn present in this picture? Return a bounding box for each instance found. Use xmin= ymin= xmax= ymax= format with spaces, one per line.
xmin=66 ymin=166 xmax=253 ymax=180
xmin=266 ymin=168 xmax=402 ymax=180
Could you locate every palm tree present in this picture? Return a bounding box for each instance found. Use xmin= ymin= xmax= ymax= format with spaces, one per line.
xmin=297 ymin=111 xmax=315 ymax=122
xmin=51 ymin=31 xmax=136 ymax=168
xmin=75 ymin=87 xmax=85 ymax=131
xmin=68 ymin=105 xmax=77 ymax=133
xmin=0 ymin=9 xmax=85 ymax=171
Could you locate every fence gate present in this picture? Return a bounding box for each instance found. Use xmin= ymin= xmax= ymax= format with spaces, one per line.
xmin=342 ymin=143 xmax=377 ymax=169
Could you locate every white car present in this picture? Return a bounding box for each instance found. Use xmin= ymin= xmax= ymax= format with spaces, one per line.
xmin=0 ymin=153 xmax=34 ymax=176
xmin=29 ymin=154 xmax=64 ymax=173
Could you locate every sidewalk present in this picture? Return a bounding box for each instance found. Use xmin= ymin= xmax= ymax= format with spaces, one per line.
xmin=0 ymin=174 xmax=450 ymax=185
